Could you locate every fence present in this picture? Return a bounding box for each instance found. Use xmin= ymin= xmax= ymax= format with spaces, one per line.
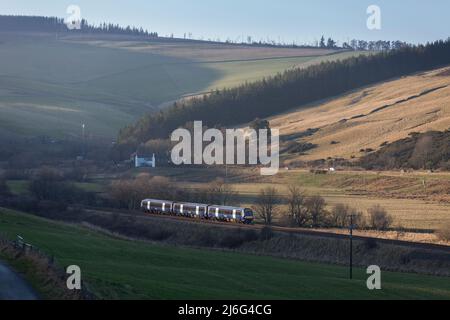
xmin=0 ymin=233 xmax=96 ymax=300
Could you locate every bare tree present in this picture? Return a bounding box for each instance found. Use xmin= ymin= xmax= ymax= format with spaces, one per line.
xmin=140 ymin=175 xmax=174 ymax=200
xmin=330 ymin=203 xmax=350 ymax=228
xmin=330 ymin=203 xmax=366 ymax=229
xmin=109 ymin=180 xmax=141 ymax=210
xmin=109 ymin=174 xmax=175 ymax=210
xmin=29 ymin=167 xmax=63 ymax=200
xmin=286 ymin=185 xmax=308 ymax=227
xmin=254 ymin=187 xmax=278 ymax=225
xmin=29 ymin=167 xmax=80 ymax=202
xmin=368 ymin=205 xmax=393 ymax=230
xmin=208 ymin=178 xmax=236 ymax=205
xmin=305 ymin=195 xmax=327 ymax=227
xmin=437 ymin=223 xmax=450 ymax=241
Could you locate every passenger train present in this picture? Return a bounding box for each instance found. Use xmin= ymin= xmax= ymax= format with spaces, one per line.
xmin=140 ymin=199 xmax=255 ymax=224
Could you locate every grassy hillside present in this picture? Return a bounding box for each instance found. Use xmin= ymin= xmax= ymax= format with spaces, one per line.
xmin=118 ymin=40 xmax=450 ymax=148
xmin=0 ymin=32 xmax=344 ymax=139
xmin=1 ymin=208 xmax=450 ymax=299
xmin=271 ymin=66 xmax=450 ymax=162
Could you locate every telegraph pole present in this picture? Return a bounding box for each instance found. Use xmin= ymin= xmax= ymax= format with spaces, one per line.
xmin=349 ymin=214 xmax=354 ymax=280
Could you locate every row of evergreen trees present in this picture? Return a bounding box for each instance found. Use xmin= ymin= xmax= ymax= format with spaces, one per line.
xmin=316 ymin=36 xmax=408 ymax=51
xmin=0 ymin=15 xmax=158 ymax=38
xmin=119 ymin=39 xmax=450 ymax=148
xmin=342 ymin=39 xmax=408 ymax=51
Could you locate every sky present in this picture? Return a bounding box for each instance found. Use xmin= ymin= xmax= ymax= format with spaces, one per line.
xmin=0 ymin=0 xmax=449 ymax=44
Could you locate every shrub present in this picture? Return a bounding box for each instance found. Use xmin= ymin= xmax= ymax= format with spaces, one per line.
xmin=368 ymin=205 xmax=393 ymax=230
xmin=219 ymin=229 xmax=259 ymax=249
xmin=108 ymin=175 xmax=182 ymax=210
xmin=330 ymin=204 xmax=349 ymax=228
xmin=0 ymin=178 xmax=11 ymax=196
xmin=436 ymin=223 xmax=450 ymax=242
xmin=193 ymin=229 xmax=215 ymax=246
xmin=278 ymin=213 xmax=297 ymax=228
xmin=3 ymin=195 xmax=39 ymax=213
xmin=219 ymin=231 xmax=246 ymax=249
xmin=242 ymin=229 xmax=259 ymax=242
xmin=145 ymin=228 xmax=173 ymax=241
xmin=364 ymin=238 xmax=378 ymax=250
xmin=329 ymin=204 xmax=366 ymax=229
xmin=36 ymin=201 xmax=68 ymax=217
xmin=1 ymin=169 xmax=30 ymax=180
xmin=259 ymin=226 xmax=275 ymax=241
xmin=29 ymin=167 xmax=85 ymax=203
xmin=285 ymin=141 xmax=317 ymax=154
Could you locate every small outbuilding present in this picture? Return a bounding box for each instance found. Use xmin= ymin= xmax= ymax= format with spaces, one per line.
xmin=134 ymin=153 xmax=156 ymax=168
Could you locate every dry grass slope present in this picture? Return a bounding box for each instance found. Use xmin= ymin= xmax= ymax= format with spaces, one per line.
xmin=270 ymin=66 xmax=450 ymax=162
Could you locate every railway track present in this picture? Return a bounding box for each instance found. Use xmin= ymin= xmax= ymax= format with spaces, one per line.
xmin=83 ymin=207 xmax=450 ymax=253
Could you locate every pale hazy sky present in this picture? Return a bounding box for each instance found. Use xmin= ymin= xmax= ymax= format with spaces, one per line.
xmin=0 ymin=0 xmax=449 ymax=44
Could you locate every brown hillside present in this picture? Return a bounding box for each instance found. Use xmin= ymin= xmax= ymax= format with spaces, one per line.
xmin=270 ymin=66 xmax=450 ymax=162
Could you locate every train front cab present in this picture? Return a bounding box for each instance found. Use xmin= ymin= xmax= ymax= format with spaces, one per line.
xmin=243 ymin=208 xmax=254 ymax=224
xmin=207 ymin=206 xmax=253 ymax=224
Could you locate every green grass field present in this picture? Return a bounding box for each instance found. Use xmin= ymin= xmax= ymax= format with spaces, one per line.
xmin=202 ymin=51 xmax=368 ymax=91
xmin=5 ymin=180 xmax=29 ymax=195
xmin=0 ymin=32 xmax=365 ymax=139
xmin=0 ymin=208 xmax=449 ymax=299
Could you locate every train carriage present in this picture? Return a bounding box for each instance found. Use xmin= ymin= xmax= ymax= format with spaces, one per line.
xmin=141 ymin=199 xmax=173 ymax=214
xmin=207 ymin=205 xmax=254 ymax=224
xmin=172 ymin=202 xmax=208 ymax=218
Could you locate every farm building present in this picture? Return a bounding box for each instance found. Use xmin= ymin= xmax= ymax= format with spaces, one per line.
xmin=134 ymin=153 xmax=156 ymax=168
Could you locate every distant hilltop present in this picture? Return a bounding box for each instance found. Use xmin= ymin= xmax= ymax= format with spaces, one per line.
xmin=0 ymin=15 xmax=159 ymax=38
xmin=0 ymin=15 xmax=410 ymax=50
